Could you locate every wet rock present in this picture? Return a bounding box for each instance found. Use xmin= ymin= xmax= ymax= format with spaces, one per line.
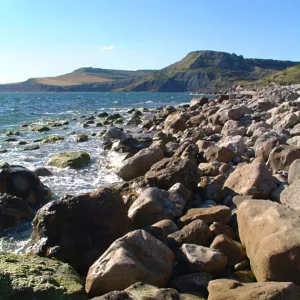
xmin=0 ymin=194 xmax=32 ymax=232
xmin=76 ymin=133 xmax=88 ymax=142
xmin=145 ymin=157 xmax=200 ymax=190
xmin=103 ymin=126 xmax=127 ymax=140
xmin=207 ymin=279 xmax=300 ymax=300
xmin=48 ymin=152 xmax=90 ymax=169
xmin=41 ymin=135 xmax=64 ymax=143
xmin=85 ymin=229 xmax=174 ymax=297
xmin=0 ymin=252 xmax=87 ymax=300
xmin=0 ymin=163 xmax=51 ymax=206
xmin=31 ymin=187 xmax=131 ymax=275
xmin=179 ymin=244 xmax=227 ymax=273
xmin=128 ymin=187 xmax=186 ymax=228
xmin=178 ymin=206 xmax=231 ymax=227
xmin=34 ymin=166 xmax=53 ymax=177
xmin=23 ymin=144 xmax=40 ymax=151
xmin=210 ymin=234 xmax=246 ymax=267
xmin=32 ymin=125 xmax=51 ymax=132
xmin=112 ymin=137 xmax=152 ymax=154
xmin=115 ymin=147 xmax=164 ymax=181
xmin=238 ymin=200 xmax=300 ymax=284
xmin=223 ymin=161 xmax=277 ymax=199
xmin=190 ymin=96 xmax=209 ymax=108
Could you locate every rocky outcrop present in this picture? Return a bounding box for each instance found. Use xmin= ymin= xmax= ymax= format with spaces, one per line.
xmin=31 ymin=187 xmax=131 ymax=275
xmin=85 ymin=230 xmax=174 ymax=297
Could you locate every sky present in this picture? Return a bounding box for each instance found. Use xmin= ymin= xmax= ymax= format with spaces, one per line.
xmin=0 ymin=0 xmax=299 ymax=83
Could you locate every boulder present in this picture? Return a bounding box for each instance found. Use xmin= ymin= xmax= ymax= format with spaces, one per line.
xmin=128 ymin=187 xmax=186 ymax=228
xmin=40 ymin=135 xmax=64 ymax=143
xmin=288 ymin=158 xmax=300 ymax=184
xmin=111 ymin=137 xmax=152 ymax=154
xmin=76 ymin=133 xmax=88 ymax=142
xmin=0 ymin=194 xmax=32 ymax=232
xmin=0 ymin=163 xmax=51 ymax=206
xmin=205 ymin=146 xmax=235 ymax=163
xmin=48 ymin=152 xmax=90 ymax=169
xmin=145 ymin=219 xmax=178 ymax=243
xmin=178 ymin=244 xmax=227 ymax=273
xmin=31 ymin=187 xmax=131 ymax=275
xmin=207 ymin=279 xmax=300 ymax=300
xmin=209 ymin=222 xmax=235 ymax=239
xmin=190 ymin=96 xmax=209 ymax=108
xmin=0 ymin=252 xmax=86 ymax=300
xmin=223 ymin=161 xmax=277 ymax=199
xmin=210 ymin=234 xmax=246 ymax=267
xmin=115 ymin=147 xmax=164 ymax=181
xmin=164 ymin=113 xmax=190 ymax=133
xmin=267 ymin=145 xmax=300 ymax=172
xmin=103 ymin=126 xmax=127 ymax=140
xmin=280 ymin=179 xmax=300 ymax=210
xmin=287 ymin=136 xmax=300 ymax=147
xmin=219 ymin=135 xmax=246 ymax=154
xmin=221 ymin=120 xmax=246 ymax=137
xmin=254 ymin=132 xmax=286 ymax=161
xmin=34 ymin=166 xmax=53 ymax=177
xmin=85 ymin=230 xmax=174 ymax=297
xmin=178 ymin=206 xmax=231 ymax=228
xmin=145 ymin=157 xmax=200 ymax=190
xmin=167 ymin=220 xmax=211 ymax=251
xmin=238 ymin=200 xmax=300 ymax=284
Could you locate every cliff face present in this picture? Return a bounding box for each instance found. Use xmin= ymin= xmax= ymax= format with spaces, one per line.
xmin=0 ymin=51 xmax=299 ymax=92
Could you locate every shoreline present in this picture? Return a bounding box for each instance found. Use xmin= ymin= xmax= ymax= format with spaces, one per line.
xmin=1 ymin=84 xmax=300 ymax=298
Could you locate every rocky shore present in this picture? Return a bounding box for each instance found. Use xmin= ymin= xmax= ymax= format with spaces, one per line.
xmin=1 ymin=84 xmax=300 ymax=299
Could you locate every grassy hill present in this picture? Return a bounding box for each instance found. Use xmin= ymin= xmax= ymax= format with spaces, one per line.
xmin=261 ymin=64 xmax=300 ymax=85
xmin=0 ymin=51 xmax=299 ymax=92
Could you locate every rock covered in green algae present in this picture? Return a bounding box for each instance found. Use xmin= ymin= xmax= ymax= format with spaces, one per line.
xmin=48 ymin=152 xmax=90 ymax=169
xmin=0 ymin=252 xmax=87 ymax=300
xmin=41 ymin=135 xmax=64 ymax=144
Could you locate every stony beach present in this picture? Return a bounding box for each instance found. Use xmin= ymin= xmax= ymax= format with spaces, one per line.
xmin=1 ymin=84 xmax=300 ymax=299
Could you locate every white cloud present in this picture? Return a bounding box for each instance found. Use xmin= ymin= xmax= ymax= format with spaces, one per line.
xmin=102 ymin=46 xmax=114 ymax=51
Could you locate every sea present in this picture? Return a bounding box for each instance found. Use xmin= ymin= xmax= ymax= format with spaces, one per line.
xmin=0 ymin=92 xmax=196 ymax=253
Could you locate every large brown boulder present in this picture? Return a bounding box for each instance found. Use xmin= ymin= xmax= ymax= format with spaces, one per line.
xmin=85 ymin=230 xmax=174 ymax=297
xmin=31 ymin=187 xmax=131 ymax=275
xmin=0 ymin=163 xmax=51 ymax=206
xmin=115 ymin=147 xmax=164 ymax=181
xmin=267 ymin=145 xmax=300 ymax=172
xmin=204 ymin=146 xmax=235 ymax=163
xmin=208 ymin=279 xmax=300 ymax=300
xmin=145 ymin=157 xmax=200 ymax=190
xmin=223 ymin=161 xmax=277 ymax=199
xmin=238 ymin=200 xmax=300 ymax=284
xmin=164 ymin=113 xmax=190 ymax=133
xmin=128 ymin=187 xmax=186 ymax=228
xmin=209 ymin=105 xmax=248 ymax=126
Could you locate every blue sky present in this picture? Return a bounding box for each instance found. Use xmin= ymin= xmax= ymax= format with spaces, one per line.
xmin=0 ymin=0 xmax=299 ymax=83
